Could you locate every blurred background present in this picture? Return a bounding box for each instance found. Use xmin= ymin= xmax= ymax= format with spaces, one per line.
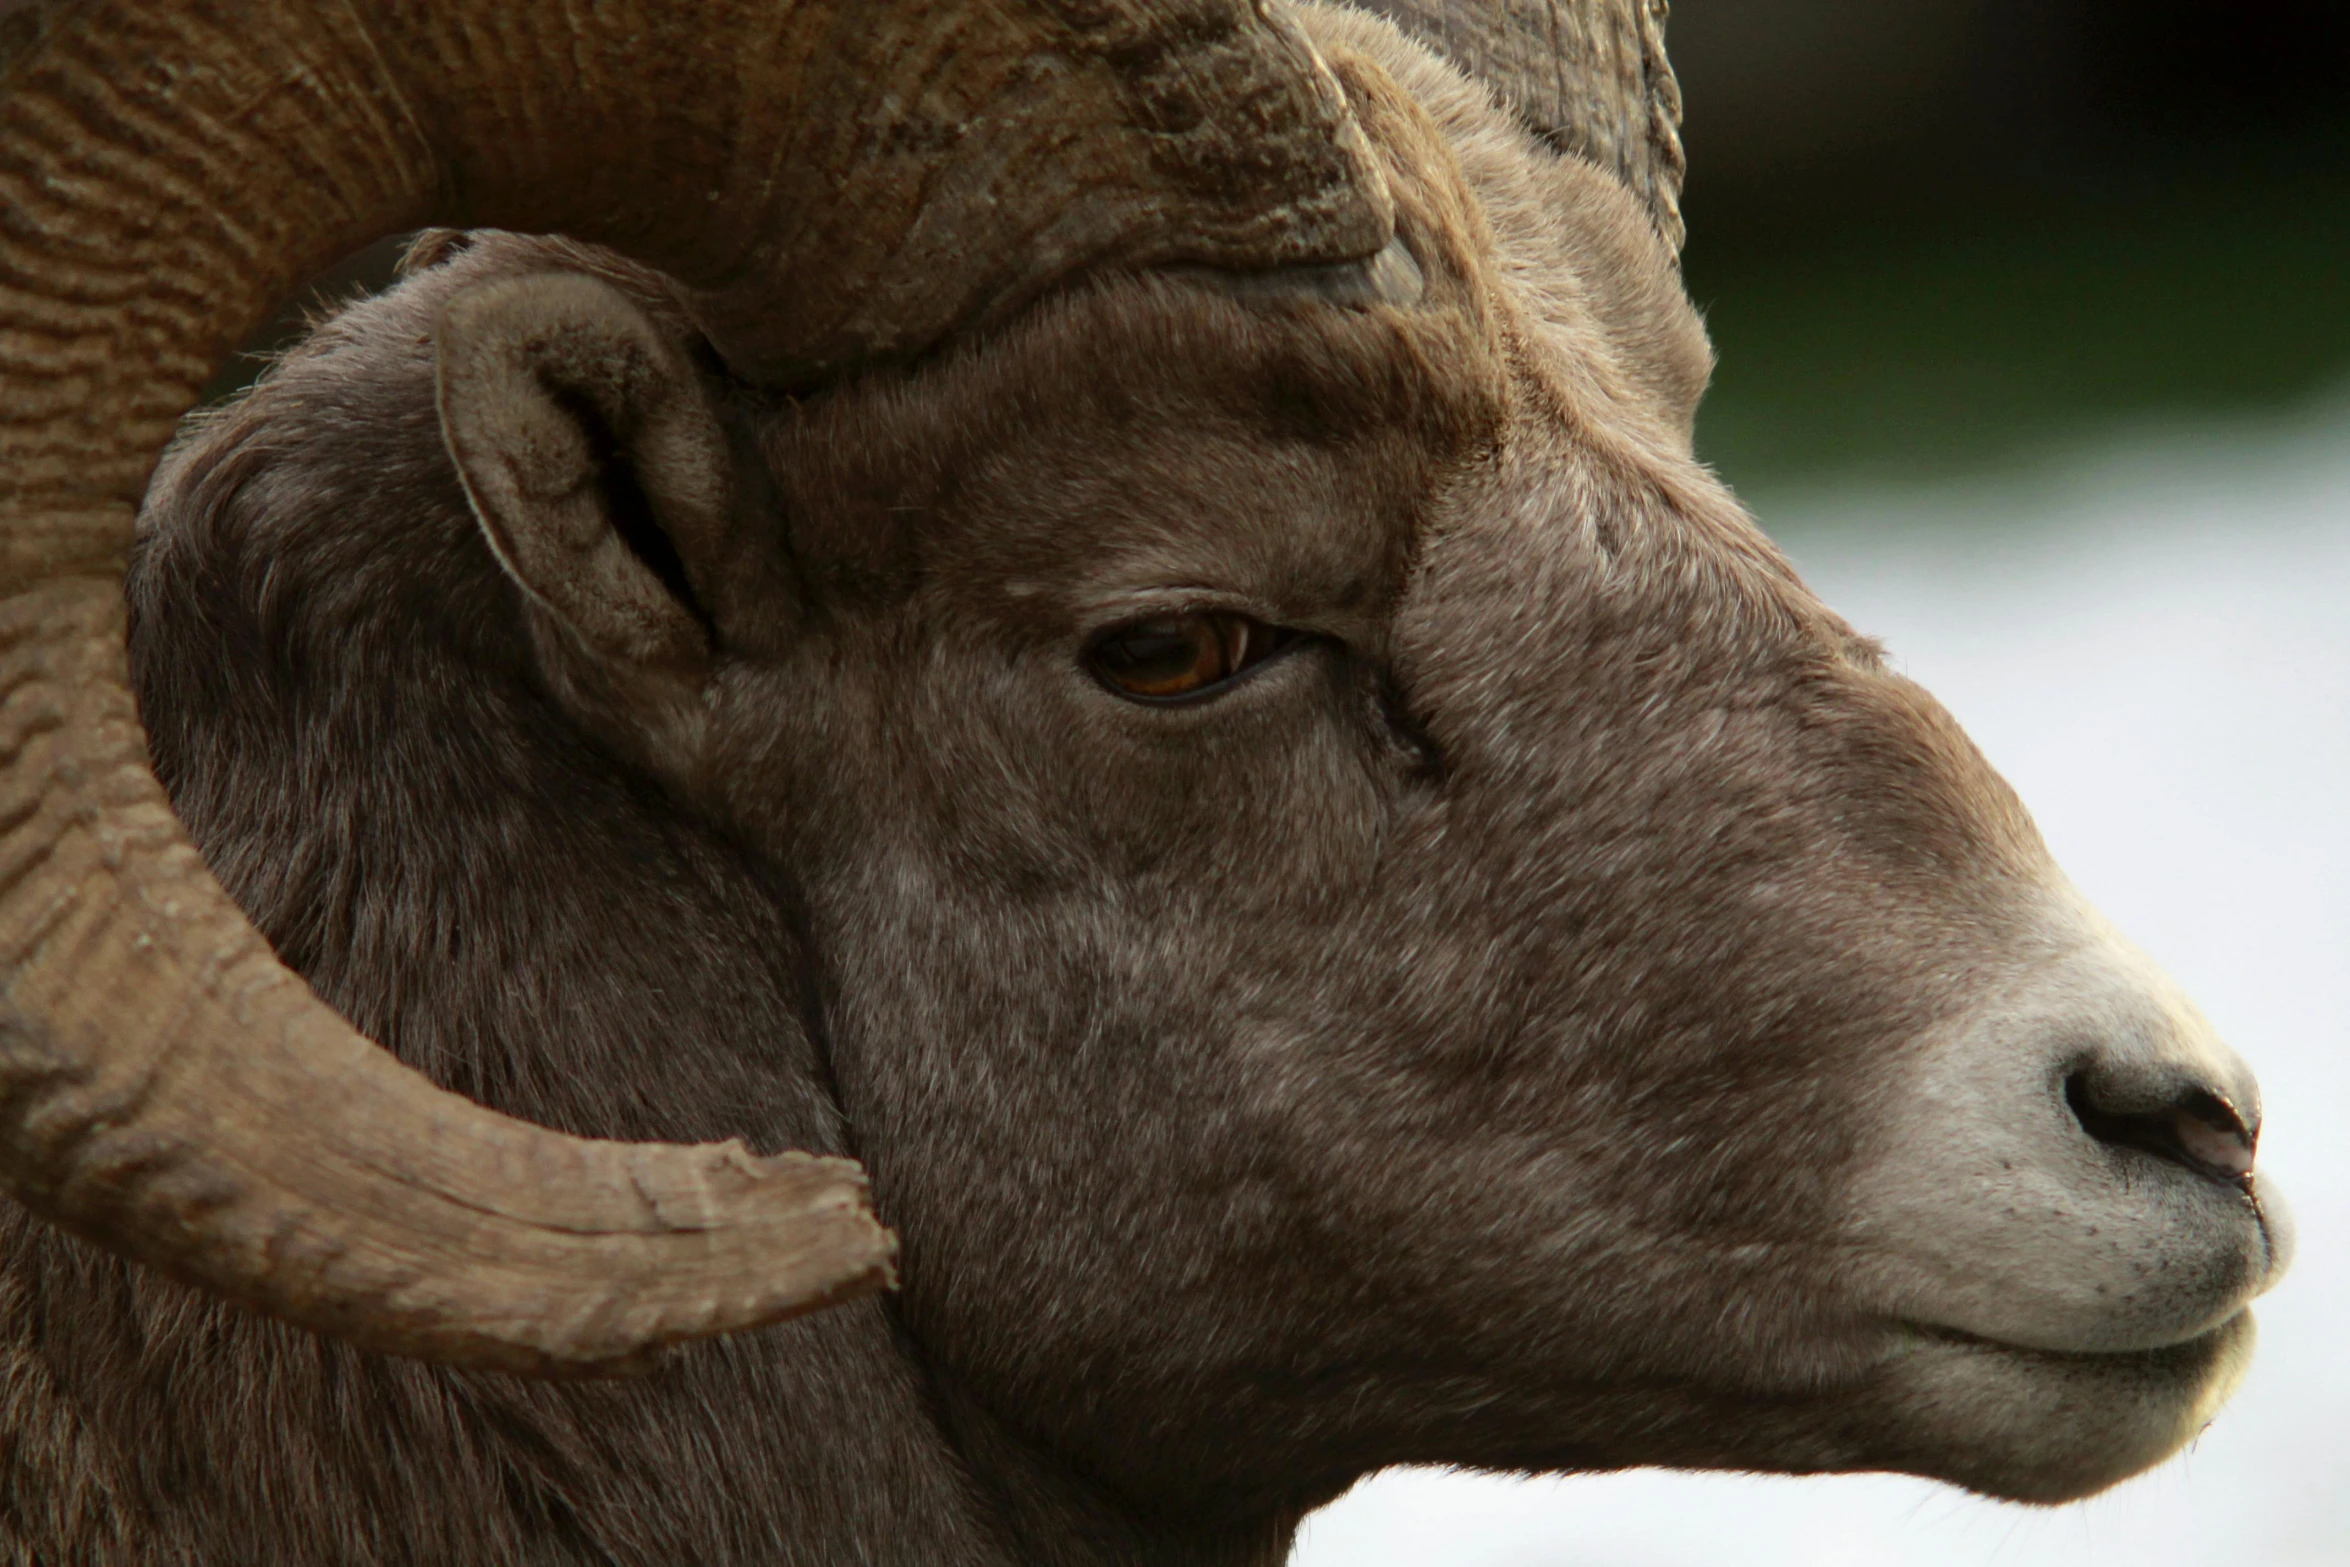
xmin=1301 ymin=0 xmax=2350 ymax=1562
xmin=1673 ymin=0 xmax=2350 ymax=493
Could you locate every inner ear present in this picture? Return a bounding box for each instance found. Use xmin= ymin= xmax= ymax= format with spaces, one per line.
xmin=435 ymin=271 xmax=732 ymax=670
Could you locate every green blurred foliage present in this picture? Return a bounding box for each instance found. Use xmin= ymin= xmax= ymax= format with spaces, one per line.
xmin=1684 ymin=150 xmax=2350 ymax=495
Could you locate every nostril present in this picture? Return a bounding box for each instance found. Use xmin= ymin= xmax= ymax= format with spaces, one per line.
xmin=2065 ymin=1072 xmax=2257 ymax=1189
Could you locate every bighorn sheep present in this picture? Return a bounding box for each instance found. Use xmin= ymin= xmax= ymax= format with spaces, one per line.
xmin=0 ymin=1 xmax=2290 ymax=1562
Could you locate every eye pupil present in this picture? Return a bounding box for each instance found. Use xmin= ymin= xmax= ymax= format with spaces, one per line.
xmin=1088 ymin=612 xmax=1288 ymax=701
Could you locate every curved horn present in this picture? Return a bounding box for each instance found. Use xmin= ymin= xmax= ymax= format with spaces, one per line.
xmin=0 ymin=0 xmax=1392 ymax=1375
xmin=1353 ymin=0 xmax=1686 ymax=250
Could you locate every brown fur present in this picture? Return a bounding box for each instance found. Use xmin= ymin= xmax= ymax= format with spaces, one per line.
xmin=3 ymin=12 xmax=2082 ymax=1565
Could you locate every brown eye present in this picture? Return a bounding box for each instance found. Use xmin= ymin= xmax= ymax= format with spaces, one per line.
xmin=1087 ymin=611 xmax=1292 ymax=702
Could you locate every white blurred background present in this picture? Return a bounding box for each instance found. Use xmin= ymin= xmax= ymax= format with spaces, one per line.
xmin=1296 ymin=401 xmax=2350 ymax=1565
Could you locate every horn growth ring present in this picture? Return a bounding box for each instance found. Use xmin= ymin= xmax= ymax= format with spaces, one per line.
xmin=1353 ymin=0 xmax=1687 ymax=250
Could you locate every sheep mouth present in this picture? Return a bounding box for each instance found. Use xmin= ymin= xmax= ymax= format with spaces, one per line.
xmin=1903 ymin=1313 xmax=2248 ymax=1367
xmin=1852 ymin=1313 xmax=2257 ymax=1502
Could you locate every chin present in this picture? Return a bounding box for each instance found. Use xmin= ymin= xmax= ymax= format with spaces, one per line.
xmin=1852 ymin=1311 xmax=2259 ymax=1503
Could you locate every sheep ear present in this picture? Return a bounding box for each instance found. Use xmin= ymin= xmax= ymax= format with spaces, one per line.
xmin=435 ymin=272 xmax=729 ymax=672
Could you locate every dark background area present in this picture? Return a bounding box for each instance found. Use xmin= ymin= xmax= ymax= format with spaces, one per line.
xmin=1668 ymin=0 xmax=2350 ymax=491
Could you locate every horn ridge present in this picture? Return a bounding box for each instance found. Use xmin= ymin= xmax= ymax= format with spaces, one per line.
xmin=1352 ymin=0 xmax=1687 ymax=250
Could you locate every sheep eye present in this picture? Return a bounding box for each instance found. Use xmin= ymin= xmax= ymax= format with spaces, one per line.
xmin=1087 ymin=611 xmax=1292 ymax=702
